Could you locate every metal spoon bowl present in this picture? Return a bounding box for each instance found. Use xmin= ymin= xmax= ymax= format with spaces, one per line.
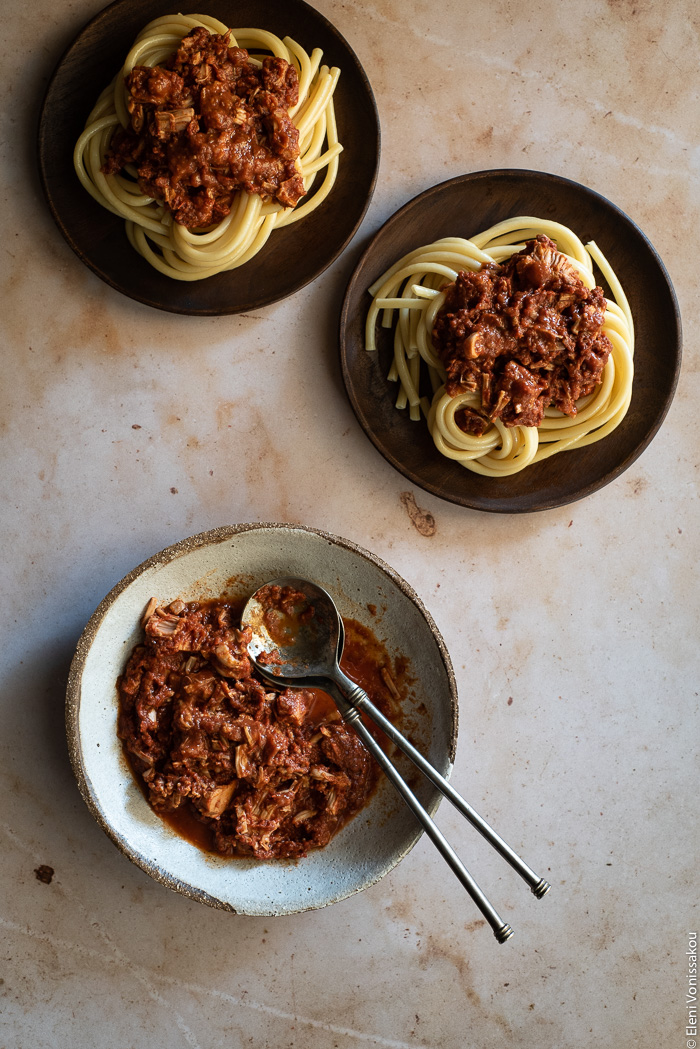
xmin=242 ymin=577 xmax=342 ymax=683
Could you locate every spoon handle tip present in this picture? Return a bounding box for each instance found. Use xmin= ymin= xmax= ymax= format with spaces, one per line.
xmin=531 ymin=878 xmax=551 ymax=899
xmin=495 ymin=923 xmax=515 ymax=944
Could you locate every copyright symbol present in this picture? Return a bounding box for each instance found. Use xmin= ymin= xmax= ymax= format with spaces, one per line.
xmin=687 ymin=1040 xmax=696 ymax=1047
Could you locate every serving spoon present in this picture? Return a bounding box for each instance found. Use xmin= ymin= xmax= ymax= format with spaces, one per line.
xmin=242 ymin=577 xmax=550 ymax=942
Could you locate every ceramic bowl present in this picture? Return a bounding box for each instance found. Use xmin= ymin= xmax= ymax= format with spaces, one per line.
xmin=66 ymin=523 xmax=458 ymax=914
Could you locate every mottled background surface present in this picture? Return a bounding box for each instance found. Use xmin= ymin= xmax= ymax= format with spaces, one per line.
xmin=2 ymin=0 xmax=698 ymax=1046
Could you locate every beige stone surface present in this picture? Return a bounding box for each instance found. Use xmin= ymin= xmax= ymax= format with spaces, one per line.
xmin=1 ymin=1 xmax=698 ymax=1046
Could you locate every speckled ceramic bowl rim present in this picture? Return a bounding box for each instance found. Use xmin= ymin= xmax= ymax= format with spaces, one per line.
xmin=66 ymin=522 xmax=459 ymax=913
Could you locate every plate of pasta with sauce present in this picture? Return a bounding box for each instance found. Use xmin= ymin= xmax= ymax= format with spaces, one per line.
xmin=340 ymin=169 xmax=682 ymax=513
xmin=38 ymin=0 xmax=380 ymax=314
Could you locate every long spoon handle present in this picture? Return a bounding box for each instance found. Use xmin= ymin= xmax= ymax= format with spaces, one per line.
xmin=333 ymin=667 xmax=550 ymax=900
xmin=323 ymin=680 xmax=514 ymax=942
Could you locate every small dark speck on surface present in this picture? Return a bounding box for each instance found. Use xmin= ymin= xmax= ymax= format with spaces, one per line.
xmin=131 ymin=424 xmax=141 ymax=429
xmin=170 ymin=487 xmax=178 ymax=494
xmin=507 ymin=697 xmax=513 ymax=705
xmin=34 ymin=865 xmax=54 ymax=884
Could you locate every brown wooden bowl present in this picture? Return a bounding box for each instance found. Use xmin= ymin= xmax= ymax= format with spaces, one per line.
xmin=38 ymin=0 xmax=380 ymax=315
xmin=340 ymin=170 xmax=682 ymax=514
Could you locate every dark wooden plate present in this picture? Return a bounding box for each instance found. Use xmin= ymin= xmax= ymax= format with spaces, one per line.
xmin=340 ymin=170 xmax=682 ymax=514
xmin=38 ymin=0 xmax=380 ymax=315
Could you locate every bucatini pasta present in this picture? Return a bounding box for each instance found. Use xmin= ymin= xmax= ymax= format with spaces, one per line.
xmin=365 ymin=218 xmax=634 ymax=477
xmin=74 ymin=14 xmax=342 ymax=280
